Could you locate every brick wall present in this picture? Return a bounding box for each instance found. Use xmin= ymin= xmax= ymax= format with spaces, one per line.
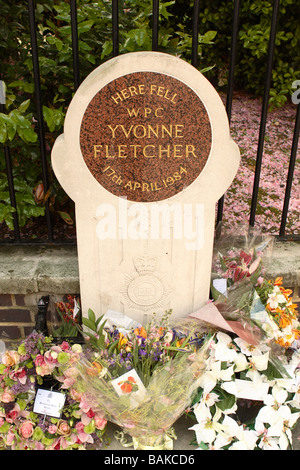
xmin=0 ymin=287 xmax=299 ymax=346
xmin=0 ymin=293 xmax=79 ymax=346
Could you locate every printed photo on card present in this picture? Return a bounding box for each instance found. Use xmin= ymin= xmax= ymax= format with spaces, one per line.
xmin=111 ymin=369 xmax=147 ymax=408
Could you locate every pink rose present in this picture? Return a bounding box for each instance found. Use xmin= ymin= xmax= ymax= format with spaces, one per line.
xmin=34 ymin=354 xmax=51 ymax=376
xmin=13 ymin=368 xmax=27 ymax=385
xmin=75 ymin=422 xmax=84 ymax=433
xmin=57 ymin=420 xmax=71 ymax=437
xmin=2 ymin=351 xmax=20 ymax=367
xmin=94 ymin=413 xmax=107 ymax=430
xmin=48 ymin=424 xmax=57 ymax=434
xmin=1 ymin=389 xmax=15 ymax=403
xmin=34 ymin=354 xmax=45 ymax=367
xmin=19 ymin=420 xmax=34 ymax=439
xmin=44 ymin=349 xmax=58 ymax=367
xmin=69 ymin=388 xmax=82 ymax=401
xmin=60 ymin=341 xmax=70 ymax=351
xmin=0 ymin=417 xmax=4 ymax=427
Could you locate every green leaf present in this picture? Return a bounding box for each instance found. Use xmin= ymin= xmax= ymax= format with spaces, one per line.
xmin=88 ymin=308 xmax=96 ymax=324
xmin=58 ymin=211 xmax=74 ymax=225
xmin=82 ymin=317 xmax=97 ymax=332
xmin=18 ymin=99 xmax=31 ymax=114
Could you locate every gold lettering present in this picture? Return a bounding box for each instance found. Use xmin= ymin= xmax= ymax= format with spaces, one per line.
xmin=161 ymin=125 xmax=172 ymax=138
xmin=173 ymin=145 xmax=183 ymax=158
xmin=143 ymin=145 xmax=155 ymax=158
xmin=155 ymin=108 xmax=164 ymax=117
xmin=128 ymin=86 xmax=138 ymax=97
xmin=175 ymin=125 xmax=184 ymax=138
xmin=147 ymin=125 xmax=159 ymax=138
xmin=142 ymin=182 xmax=150 ymax=192
xmin=120 ymin=125 xmax=133 ymax=138
xmin=124 ymin=181 xmax=133 ymax=190
xmin=133 ymin=182 xmax=141 ymax=190
xmin=111 ymin=92 xmax=123 ymax=104
xmin=133 ymin=125 xmax=146 ymax=138
xmin=93 ymin=145 xmax=102 ymax=158
xmin=107 ymin=125 xmax=119 ymax=138
xmin=159 ymin=145 xmax=170 ymax=158
xmin=126 ymin=108 xmax=140 ymax=117
xmin=157 ymin=86 xmax=164 ymax=97
xmin=130 ymin=144 xmax=141 ymax=157
xmin=118 ymin=145 xmax=127 ymax=158
xmin=121 ymin=88 xmax=130 ymax=100
xmin=186 ymin=145 xmax=197 ymax=158
xmin=105 ymin=145 xmax=115 ymax=158
xmin=150 ymin=84 xmax=157 ymax=95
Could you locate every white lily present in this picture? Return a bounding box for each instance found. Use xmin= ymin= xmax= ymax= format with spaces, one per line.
xmin=222 ymin=415 xmax=258 ymax=450
xmin=234 ymin=337 xmax=269 ymax=356
xmin=197 ymin=361 xmax=235 ymax=393
xmin=214 ymin=332 xmax=238 ymax=362
xmin=190 ymin=404 xmax=224 ymax=444
xmin=249 ymin=351 xmax=269 ymax=371
xmin=255 ymin=420 xmax=281 ymax=450
xmin=233 ymin=352 xmax=248 ymax=372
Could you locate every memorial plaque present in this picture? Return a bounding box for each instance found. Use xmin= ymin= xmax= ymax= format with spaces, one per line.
xmin=52 ymin=52 xmax=240 ymax=323
xmin=80 ymin=72 xmax=212 ymax=202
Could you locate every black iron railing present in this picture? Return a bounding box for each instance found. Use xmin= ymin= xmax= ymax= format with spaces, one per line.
xmin=0 ymin=0 xmax=299 ymax=245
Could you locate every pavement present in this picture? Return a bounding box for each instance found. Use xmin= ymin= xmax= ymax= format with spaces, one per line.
xmin=101 ymin=413 xmax=300 ymax=451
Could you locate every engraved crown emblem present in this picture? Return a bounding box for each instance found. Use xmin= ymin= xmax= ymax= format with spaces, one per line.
xmin=134 ymin=255 xmax=156 ymax=275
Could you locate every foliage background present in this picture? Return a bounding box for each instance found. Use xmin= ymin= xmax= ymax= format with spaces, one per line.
xmin=0 ymin=0 xmax=299 ymax=238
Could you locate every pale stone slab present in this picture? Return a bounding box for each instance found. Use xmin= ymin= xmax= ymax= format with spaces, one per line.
xmin=51 ymin=51 xmax=240 ymax=323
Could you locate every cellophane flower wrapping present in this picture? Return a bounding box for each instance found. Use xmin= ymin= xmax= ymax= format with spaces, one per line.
xmin=211 ymin=224 xmax=273 ymax=299
xmin=69 ymin=314 xmax=213 ymax=449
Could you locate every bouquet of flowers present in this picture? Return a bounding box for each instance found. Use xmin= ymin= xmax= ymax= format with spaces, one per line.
xmin=49 ymin=296 xmax=82 ymax=339
xmin=188 ymin=329 xmax=300 ymax=450
xmin=188 ymin=226 xmax=300 ymax=450
xmin=0 ymin=332 xmax=107 ymax=450
xmin=68 ymin=310 xmax=213 ymax=450
xmin=211 ymin=224 xmax=273 ymax=299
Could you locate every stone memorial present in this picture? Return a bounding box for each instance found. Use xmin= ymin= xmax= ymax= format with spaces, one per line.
xmin=52 ymin=51 xmax=240 ymax=323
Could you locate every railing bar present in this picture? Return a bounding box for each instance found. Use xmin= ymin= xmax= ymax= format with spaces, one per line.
xmin=217 ymin=0 xmax=240 ymax=225
xmin=28 ymin=0 xmax=53 ymax=242
xmin=249 ymin=0 xmax=280 ymax=227
xmin=112 ymin=0 xmax=119 ymax=57
xmin=152 ymin=0 xmax=159 ymax=51
xmin=191 ymin=0 xmax=200 ymax=68
xmin=70 ymin=0 xmax=80 ymax=91
xmin=279 ymin=103 xmax=300 ymax=237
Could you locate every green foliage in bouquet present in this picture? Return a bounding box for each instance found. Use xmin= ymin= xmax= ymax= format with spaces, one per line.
xmin=0 ymin=333 xmax=107 ymax=450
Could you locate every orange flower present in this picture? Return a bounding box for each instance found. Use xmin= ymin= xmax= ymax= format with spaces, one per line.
xmin=119 ymin=382 xmax=133 ymax=393
xmin=274 ymin=277 xmax=283 ymax=286
xmin=277 ymin=313 xmax=293 ymax=329
xmin=127 ymin=376 xmax=136 ymax=383
xmin=134 ymin=327 xmax=147 ymax=339
xmin=293 ymin=329 xmax=300 ymax=340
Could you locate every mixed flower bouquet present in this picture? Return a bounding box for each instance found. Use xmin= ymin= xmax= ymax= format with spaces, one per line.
xmin=0 ymin=332 xmax=107 ymax=450
xmin=68 ymin=310 xmax=213 ymax=450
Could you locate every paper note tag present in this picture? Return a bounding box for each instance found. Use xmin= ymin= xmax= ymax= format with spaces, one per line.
xmin=222 ymin=379 xmax=269 ymax=401
xmin=111 ymin=369 xmax=147 ymax=408
xmin=73 ymin=298 xmax=80 ymax=319
xmin=33 ymin=388 xmax=66 ymax=418
xmin=213 ymin=278 xmax=228 ymax=297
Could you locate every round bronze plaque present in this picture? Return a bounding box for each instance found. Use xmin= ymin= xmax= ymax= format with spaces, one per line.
xmin=80 ymin=72 xmax=212 ymax=202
